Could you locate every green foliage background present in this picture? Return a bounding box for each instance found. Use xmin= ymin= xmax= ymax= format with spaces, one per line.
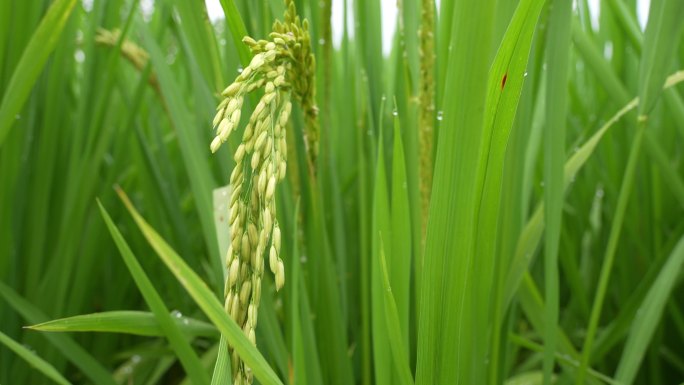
xmin=1 ymin=0 xmax=684 ymax=384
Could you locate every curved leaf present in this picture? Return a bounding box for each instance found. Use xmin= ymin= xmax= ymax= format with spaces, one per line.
xmin=115 ymin=187 xmax=284 ymax=385
xmin=28 ymin=311 xmax=218 ymax=338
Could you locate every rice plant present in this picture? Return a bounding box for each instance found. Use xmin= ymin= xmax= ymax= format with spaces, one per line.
xmin=1 ymin=0 xmax=683 ymax=384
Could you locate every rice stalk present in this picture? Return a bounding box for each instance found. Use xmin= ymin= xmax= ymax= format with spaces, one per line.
xmin=210 ymin=1 xmax=316 ymax=383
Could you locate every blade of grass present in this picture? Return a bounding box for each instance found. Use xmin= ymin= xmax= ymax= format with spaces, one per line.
xmin=354 ymin=0 xmax=382 ymax=123
xmin=635 ymin=0 xmax=684 ymax=116
xmin=378 ymin=237 xmax=414 ymax=385
xmin=291 ymin=199 xmax=306 ymax=385
xmin=0 ymin=0 xmax=77 ymax=146
xmin=0 ymin=282 xmax=117 ymax=385
xmin=390 ymin=111 xmax=411 ymax=354
xmin=27 ymin=311 xmax=218 ymax=338
xmin=114 ymin=187 xmax=283 ymax=385
xmin=471 ymin=0 xmax=546 ymax=381
xmin=256 ymin=278 xmax=289 ymax=379
xmin=98 ymin=199 xmax=211 ymax=385
xmin=210 ymin=339 xmax=232 ymax=385
xmin=416 ymin=0 xmax=497 ymax=382
xmin=643 ymin=131 xmax=684 ymax=208
xmin=542 ymin=1 xmax=572 ymax=382
xmin=170 ymin=0 xmax=224 ymax=91
xmin=591 ymin=223 xmax=684 ymax=362
xmin=138 ymin=21 xmax=221 ymax=285
xmin=0 ymin=330 xmax=71 ymax=385
xmin=371 ymin=121 xmax=392 ymax=384
xmin=211 ymin=186 xmax=232 ymax=384
xmin=217 ymin=0 xmax=251 ymax=68
xmin=503 ymin=70 xmax=684 ymax=314
xmin=577 ymin=0 xmax=684 ymax=377
xmin=182 ymin=343 xmax=221 ymax=385
xmin=613 ymin=233 xmax=684 ymax=383
xmin=509 ymin=334 xmax=619 ymax=385
xmin=288 ymin=200 xmax=324 ymax=385
xmin=576 ymin=124 xmax=647 ymax=382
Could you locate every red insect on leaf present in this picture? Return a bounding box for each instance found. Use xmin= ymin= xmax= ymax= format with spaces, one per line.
xmin=501 ymin=73 xmax=508 ymax=90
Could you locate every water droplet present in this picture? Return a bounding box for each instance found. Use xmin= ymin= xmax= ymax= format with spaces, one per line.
xmin=523 ymin=71 xmax=528 ymax=77
xmin=15 ymin=114 xmax=21 ymax=120
xmin=540 ymin=181 xmax=545 ymax=187
xmin=318 ymin=38 xmax=325 ymax=45
xmin=596 ymin=188 xmax=604 ymax=198
xmin=300 ymin=254 xmax=308 ymax=263
xmin=182 ymin=318 xmax=189 ymax=325
xmin=237 ymin=67 xmax=243 ymax=74
xmin=436 ymin=111 xmax=444 ymax=121
xmin=82 ymin=0 xmax=94 ymax=12
xmin=131 ymin=355 xmax=141 ymax=364
xmin=74 ymin=49 xmax=85 ymax=63
xmin=171 ymin=310 xmax=183 ymax=318
xmin=392 ymin=110 xmax=398 ymax=116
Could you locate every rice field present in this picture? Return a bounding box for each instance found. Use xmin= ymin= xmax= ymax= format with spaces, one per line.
xmin=1 ymin=0 xmax=683 ymax=384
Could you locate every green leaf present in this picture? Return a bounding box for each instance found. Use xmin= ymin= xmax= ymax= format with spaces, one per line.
xmin=472 ymin=0 xmax=546 ymax=381
xmin=371 ymin=121 xmax=392 ymax=384
xmin=378 ymin=238 xmax=414 ymax=385
xmin=170 ymin=0 xmax=225 ymax=90
xmin=114 ymin=188 xmax=283 ymax=385
xmin=503 ymin=71 xmax=684 ymax=314
xmin=27 ymin=311 xmax=218 ymax=339
xmin=416 ymin=0 xmax=498 ymax=382
xmin=217 ymin=0 xmax=252 ymax=68
xmin=542 ymin=1 xmax=572 ymax=382
xmin=211 ymin=339 xmax=233 ymax=385
xmin=0 ymin=330 xmax=72 ymax=385
xmin=138 ymin=21 xmax=221 ymax=287
xmin=0 ymin=282 xmax=117 ymax=385
xmin=637 ymin=0 xmax=684 ymax=116
xmin=614 ymin=235 xmax=684 ymax=384
xmin=390 ymin=112 xmax=411 ymax=353
xmin=290 ymin=199 xmax=308 ymax=385
xmin=508 ymin=333 xmax=618 ymax=384
xmin=98 ymin=200 xmax=211 ymax=385
xmin=211 ymin=186 xmax=233 ymax=384
xmin=0 ymin=0 xmax=77 ymax=147
xmin=577 ymin=0 xmax=683 ymax=376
